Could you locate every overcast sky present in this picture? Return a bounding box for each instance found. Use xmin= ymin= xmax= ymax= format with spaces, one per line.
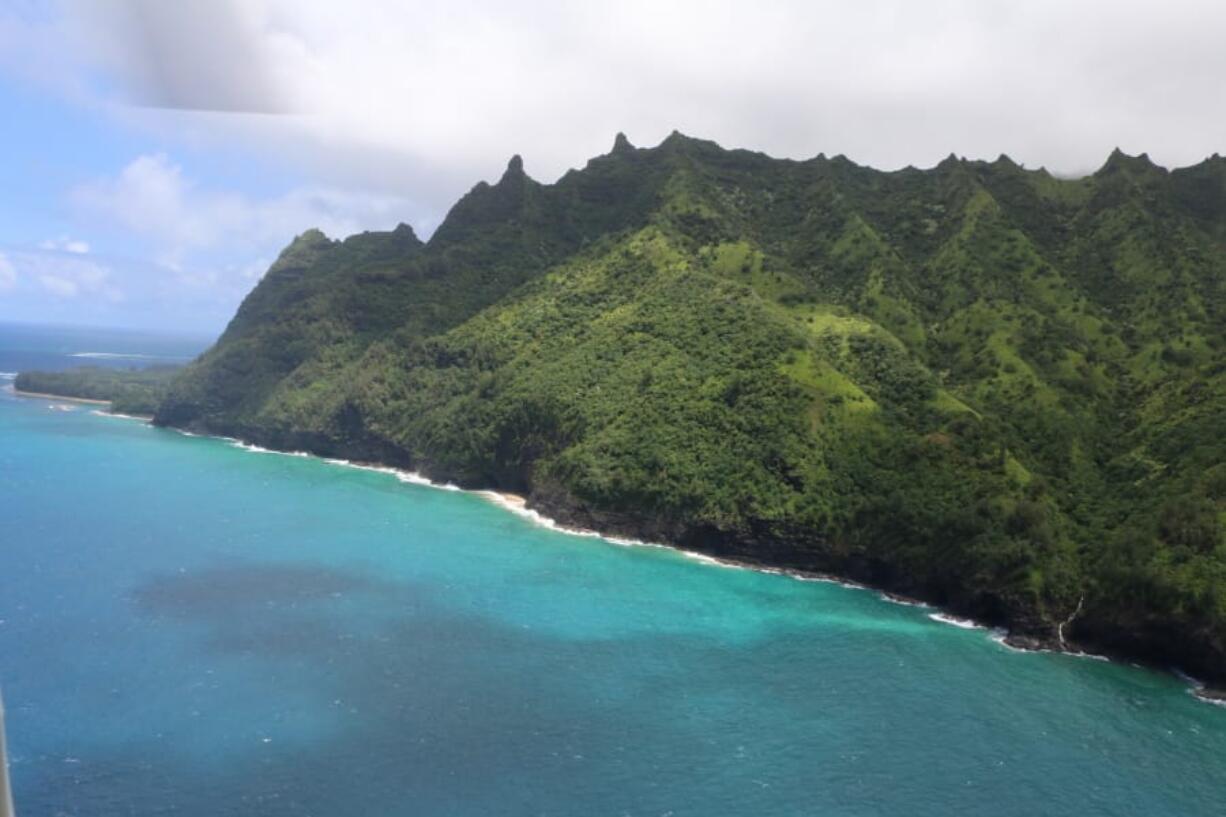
xmin=1 ymin=0 xmax=1224 ymax=333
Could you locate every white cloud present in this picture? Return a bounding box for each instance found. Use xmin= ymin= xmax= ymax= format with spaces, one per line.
xmin=40 ymin=236 xmax=91 ymax=254
xmin=0 ymin=252 xmax=17 ymax=292
xmin=72 ymin=153 xmax=413 ymax=271
xmin=2 ymin=0 xmax=1224 ymax=232
xmin=39 ymin=275 xmax=79 ymax=298
xmin=0 ymin=249 xmax=123 ymax=301
xmin=46 ymin=0 xmax=1226 ymax=192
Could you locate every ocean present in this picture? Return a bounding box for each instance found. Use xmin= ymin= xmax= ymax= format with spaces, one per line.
xmin=0 ymin=322 xmax=209 ymax=376
xmin=1 ymin=324 xmax=1224 ymax=816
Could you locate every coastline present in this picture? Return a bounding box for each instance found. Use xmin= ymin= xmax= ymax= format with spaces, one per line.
xmin=13 ymin=388 xmax=112 ymax=405
xmin=129 ymin=415 xmax=1225 ymax=706
xmin=7 ymin=386 xmax=155 ymax=421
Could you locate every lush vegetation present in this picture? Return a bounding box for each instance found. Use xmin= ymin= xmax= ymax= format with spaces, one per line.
xmin=16 ymin=366 xmax=182 ymax=415
xmin=156 ymin=134 xmax=1226 ymax=684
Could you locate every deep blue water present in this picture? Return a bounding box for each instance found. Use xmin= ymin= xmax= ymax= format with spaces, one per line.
xmin=0 ymin=322 xmax=210 ymax=375
xmin=1 ymin=327 xmax=1225 ymax=816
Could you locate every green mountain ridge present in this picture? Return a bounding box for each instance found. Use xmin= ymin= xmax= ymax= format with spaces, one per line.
xmin=154 ymin=133 xmax=1226 ymax=688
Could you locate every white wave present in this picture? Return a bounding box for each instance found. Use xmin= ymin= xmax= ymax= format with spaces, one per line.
xmin=0 ymin=372 xmax=16 ymax=379
xmin=475 ymin=490 xmax=604 ymax=538
xmin=988 ymin=630 xmax=1110 ymax=662
xmin=323 ymin=458 xmax=399 ymax=476
xmin=71 ymin=351 xmax=182 ymax=360
xmin=1173 ymin=670 xmax=1226 ymax=706
xmin=231 ymin=441 xmax=309 ymax=457
xmin=90 ymin=409 xmax=150 ymax=423
xmin=680 ymin=550 xmax=740 ymax=569
xmin=232 ymin=441 xmax=274 ymax=454
xmin=989 ymin=630 xmax=1031 ymax=653
xmin=395 ymin=471 xmax=436 ymax=487
xmin=604 ymin=534 xmax=666 ymax=549
xmin=322 ymin=457 xmax=452 ymax=490
xmin=928 ymin=612 xmax=984 ymax=630
xmin=791 ymin=573 xmax=867 ymax=591
xmin=880 ymin=594 xmax=932 ymax=610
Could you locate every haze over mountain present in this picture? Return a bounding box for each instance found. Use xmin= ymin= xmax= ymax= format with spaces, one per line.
xmin=147 ymin=133 xmax=1226 ymax=687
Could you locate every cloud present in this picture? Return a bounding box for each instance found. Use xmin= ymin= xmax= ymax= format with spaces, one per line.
xmin=4 ymin=0 xmax=1225 ymax=224
xmin=36 ymin=255 xmax=119 ymax=301
xmin=0 ymin=249 xmax=122 ymax=301
xmin=72 ymin=152 xmax=414 ymax=270
xmin=0 ymin=252 xmax=16 ymax=292
xmin=39 ymin=274 xmax=78 ymax=298
xmin=44 ymin=0 xmax=1226 ymax=191
xmin=80 ymin=0 xmax=289 ymax=113
xmin=40 ymin=236 xmax=91 ymax=254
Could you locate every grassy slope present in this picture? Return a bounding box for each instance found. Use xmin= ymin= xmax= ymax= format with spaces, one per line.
xmin=156 ymin=135 xmax=1226 ymax=684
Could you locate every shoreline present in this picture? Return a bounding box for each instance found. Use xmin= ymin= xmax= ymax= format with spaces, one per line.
xmin=7 ymin=386 xmax=154 ymax=421
xmin=79 ymin=409 xmax=1226 ymax=706
xmin=298 ymin=447 xmax=1226 ymax=702
xmin=13 ymin=388 xmax=112 ymax=405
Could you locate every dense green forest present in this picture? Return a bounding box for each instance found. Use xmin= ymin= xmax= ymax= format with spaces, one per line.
xmin=154 ymin=133 xmax=1226 ymax=687
xmin=16 ymin=366 xmax=181 ymax=415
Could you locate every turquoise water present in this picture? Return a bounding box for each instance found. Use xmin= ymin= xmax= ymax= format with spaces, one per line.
xmin=2 ymin=341 xmax=1225 ymax=815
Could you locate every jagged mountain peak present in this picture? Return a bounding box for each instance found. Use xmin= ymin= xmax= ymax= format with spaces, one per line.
xmin=1098 ymin=147 xmax=1165 ymax=176
xmin=503 ymin=153 xmax=526 ymax=180
xmin=264 ymin=228 xmax=334 ymax=275
xmin=936 ymin=152 xmax=963 ymax=170
xmin=392 ymin=221 xmax=419 ymax=238
xmin=293 ymin=227 xmax=332 ymax=245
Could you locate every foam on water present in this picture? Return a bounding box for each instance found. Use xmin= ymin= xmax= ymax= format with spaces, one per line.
xmin=928 ymin=612 xmax=984 ymax=630
xmin=230 ymin=440 xmax=310 ymax=457
xmin=987 ymin=630 xmax=1114 ymax=665
xmin=322 ymin=457 xmax=460 ymax=493
xmin=679 ymin=550 xmax=741 ymax=569
xmin=989 ymin=630 xmax=1030 ymax=653
xmin=90 ymin=410 xmax=152 ymax=423
xmin=1171 ymin=671 xmax=1226 ymax=707
xmin=881 ymin=594 xmax=932 ymax=609
xmin=71 ymin=351 xmax=184 ymax=360
xmin=477 ymin=489 xmax=604 ymax=537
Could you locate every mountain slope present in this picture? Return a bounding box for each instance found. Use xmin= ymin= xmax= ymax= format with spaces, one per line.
xmin=156 ymin=134 xmax=1226 ymax=688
